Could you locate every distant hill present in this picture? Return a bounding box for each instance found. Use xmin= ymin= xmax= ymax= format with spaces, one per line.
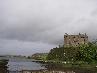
xmin=31 ymin=53 xmax=48 ymax=60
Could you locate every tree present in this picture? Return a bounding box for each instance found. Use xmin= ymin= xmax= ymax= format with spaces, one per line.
xmin=76 ymin=43 xmax=97 ymax=63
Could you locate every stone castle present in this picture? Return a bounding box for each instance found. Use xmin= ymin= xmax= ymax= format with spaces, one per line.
xmin=64 ymin=33 xmax=88 ymax=47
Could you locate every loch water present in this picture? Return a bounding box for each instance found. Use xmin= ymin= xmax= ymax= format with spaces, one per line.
xmin=0 ymin=57 xmax=97 ymax=73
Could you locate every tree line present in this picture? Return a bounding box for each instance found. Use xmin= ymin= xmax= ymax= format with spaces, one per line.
xmin=47 ymin=42 xmax=97 ymax=64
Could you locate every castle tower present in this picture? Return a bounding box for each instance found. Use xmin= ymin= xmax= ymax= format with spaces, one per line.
xmin=64 ymin=33 xmax=88 ymax=47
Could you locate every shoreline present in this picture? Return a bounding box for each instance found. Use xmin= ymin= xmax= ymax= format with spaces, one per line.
xmin=32 ymin=60 xmax=97 ymax=73
xmin=0 ymin=59 xmax=8 ymax=73
xmin=22 ymin=70 xmax=76 ymax=73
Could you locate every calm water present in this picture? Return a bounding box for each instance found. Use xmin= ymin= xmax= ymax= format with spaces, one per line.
xmin=7 ymin=58 xmax=46 ymax=72
xmin=8 ymin=61 xmax=46 ymax=71
xmin=0 ymin=57 xmax=46 ymax=73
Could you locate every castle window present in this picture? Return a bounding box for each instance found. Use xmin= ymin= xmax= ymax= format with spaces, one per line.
xmin=73 ymin=36 xmax=75 ymax=38
xmin=81 ymin=36 xmax=84 ymax=38
xmin=74 ymin=40 xmax=77 ymax=42
xmin=84 ymin=39 xmax=85 ymax=41
xmin=66 ymin=36 xmax=67 ymax=37
xmin=84 ymin=39 xmax=86 ymax=44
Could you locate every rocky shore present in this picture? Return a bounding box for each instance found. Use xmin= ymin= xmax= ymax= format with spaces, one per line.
xmin=0 ymin=59 xmax=8 ymax=73
xmin=22 ymin=70 xmax=75 ymax=73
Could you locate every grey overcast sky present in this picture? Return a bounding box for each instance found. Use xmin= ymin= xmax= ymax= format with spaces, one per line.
xmin=0 ymin=0 xmax=97 ymax=55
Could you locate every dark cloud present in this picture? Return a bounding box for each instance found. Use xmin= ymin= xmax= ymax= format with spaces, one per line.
xmin=0 ymin=0 xmax=97 ymax=55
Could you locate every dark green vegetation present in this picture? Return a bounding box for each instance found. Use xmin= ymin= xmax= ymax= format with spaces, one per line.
xmin=0 ymin=59 xmax=8 ymax=73
xmin=46 ymin=42 xmax=97 ymax=72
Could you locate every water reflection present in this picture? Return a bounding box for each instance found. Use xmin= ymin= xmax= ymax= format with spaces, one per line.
xmin=7 ymin=61 xmax=46 ymax=72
